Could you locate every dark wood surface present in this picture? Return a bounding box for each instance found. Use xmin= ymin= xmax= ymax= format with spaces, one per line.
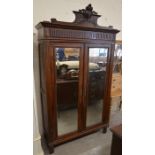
xmin=36 ymin=4 xmax=119 ymax=153
xmin=110 ymin=124 xmax=122 ymax=155
xmin=111 ymin=124 xmax=122 ymax=138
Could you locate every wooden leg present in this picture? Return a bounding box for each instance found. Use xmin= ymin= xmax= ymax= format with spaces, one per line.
xmin=102 ymin=126 xmax=107 ymax=133
xmin=48 ymin=143 xmax=54 ymax=154
xmin=41 ymin=135 xmax=54 ymax=154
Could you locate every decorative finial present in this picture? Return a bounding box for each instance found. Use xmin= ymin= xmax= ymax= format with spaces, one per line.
xmin=86 ymin=4 xmax=93 ymax=11
xmin=78 ymin=4 xmax=98 ymax=18
xmin=73 ymin=4 xmax=101 ymax=25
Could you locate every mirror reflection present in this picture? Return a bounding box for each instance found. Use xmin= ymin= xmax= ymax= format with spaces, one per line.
xmin=55 ymin=48 xmax=80 ymax=136
xmin=86 ymin=48 xmax=108 ymax=127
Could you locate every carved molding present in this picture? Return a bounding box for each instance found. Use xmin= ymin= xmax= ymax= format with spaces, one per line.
xmin=73 ymin=4 xmax=101 ymax=25
xmin=77 ymin=4 xmax=99 ymax=19
xmin=44 ymin=28 xmax=115 ymax=41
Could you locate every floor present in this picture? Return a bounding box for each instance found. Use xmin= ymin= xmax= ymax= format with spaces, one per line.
xmin=45 ymin=98 xmax=122 ymax=155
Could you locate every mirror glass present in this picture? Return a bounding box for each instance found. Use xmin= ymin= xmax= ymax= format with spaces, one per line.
xmin=86 ymin=48 xmax=108 ymax=127
xmin=55 ymin=48 xmax=80 ymax=136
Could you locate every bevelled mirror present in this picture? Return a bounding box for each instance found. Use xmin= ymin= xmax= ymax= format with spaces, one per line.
xmin=55 ymin=47 xmax=80 ymax=136
xmin=86 ymin=48 xmax=108 ymax=127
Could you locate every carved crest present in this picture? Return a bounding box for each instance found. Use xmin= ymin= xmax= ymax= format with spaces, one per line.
xmin=78 ymin=4 xmax=98 ymax=18
xmin=36 ymin=4 xmax=119 ymax=34
xmin=73 ymin=4 xmax=101 ymax=25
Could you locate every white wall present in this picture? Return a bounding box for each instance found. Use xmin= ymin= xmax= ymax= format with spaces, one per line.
xmin=33 ymin=33 xmax=44 ymax=155
xmin=33 ymin=0 xmax=122 ymax=39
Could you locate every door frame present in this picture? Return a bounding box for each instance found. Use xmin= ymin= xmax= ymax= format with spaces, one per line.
xmin=49 ymin=42 xmax=85 ymax=139
xmin=84 ymin=43 xmax=113 ymax=128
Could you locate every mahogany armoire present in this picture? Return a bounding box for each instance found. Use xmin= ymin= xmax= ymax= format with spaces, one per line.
xmin=36 ymin=4 xmax=119 ymax=153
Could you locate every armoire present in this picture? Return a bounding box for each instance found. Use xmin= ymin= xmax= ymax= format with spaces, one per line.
xmin=36 ymin=4 xmax=119 ymax=153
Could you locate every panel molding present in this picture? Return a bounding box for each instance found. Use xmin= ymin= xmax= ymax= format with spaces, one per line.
xmin=44 ymin=28 xmax=115 ymax=41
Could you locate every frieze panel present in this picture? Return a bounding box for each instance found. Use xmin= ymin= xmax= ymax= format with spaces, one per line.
xmin=44 ymin=28 xmax=115 ymax=41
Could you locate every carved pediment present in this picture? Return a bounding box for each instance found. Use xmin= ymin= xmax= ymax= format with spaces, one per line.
xmin=36 ymin=4 xmax=119 ymax=34
xmin=77 ymin=4 xmax=99 ymax=18
xmin=73 ymin=4 xmax=101 ymax=25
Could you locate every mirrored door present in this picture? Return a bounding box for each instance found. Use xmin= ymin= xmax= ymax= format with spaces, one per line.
xmin=85 ymin=47 xmax=109 ymax=127
xmin=55 ymin=47 xmax=83 ymax=136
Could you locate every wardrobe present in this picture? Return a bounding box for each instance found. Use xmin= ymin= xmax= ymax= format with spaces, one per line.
xmin=36 ymin=4 xmax=119 ymax=153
